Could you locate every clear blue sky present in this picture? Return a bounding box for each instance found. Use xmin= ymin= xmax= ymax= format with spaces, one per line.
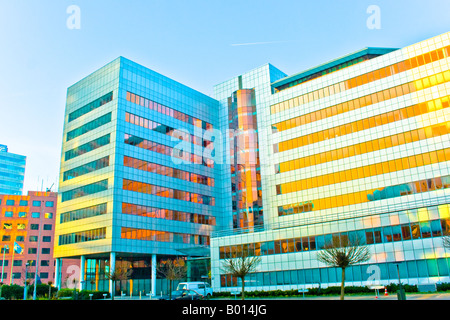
xmin=0 ymin=0 xmax=449 ymax=193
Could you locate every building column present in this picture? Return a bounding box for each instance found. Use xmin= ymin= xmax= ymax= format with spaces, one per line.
xmin=109 ymin=252 xmax=116 ymax=298
xmin=95 ymin=259 xmax=99 ymax=291
xmin=151 ymin=254 xmax=156 ymax=297
xmin=54 ymin=258 xmax=61 ymax=289
xmin=79 ymin=255 xmax=85 ymax=291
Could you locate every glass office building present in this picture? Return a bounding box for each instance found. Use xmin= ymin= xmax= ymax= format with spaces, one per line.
xmin=211 ymin=32 xmax=450 ymax=291
xmin=54 ymin=57 xmax=229 ymax=295
xmin=55 ymin=32 xmax=450 ymax=296
xmin=0 ymin=144 xmax=26 ymax=195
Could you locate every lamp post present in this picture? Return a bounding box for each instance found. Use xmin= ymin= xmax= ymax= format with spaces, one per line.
xmin=24 ymin=262 xmax=30 ymax=300
xmin=1 ymin=245 xmax=7 ymax=283
xmin=394 ymin=263 xmax=406 ymax=300
xmin=32 ymin=200 xmax=45 ymax=300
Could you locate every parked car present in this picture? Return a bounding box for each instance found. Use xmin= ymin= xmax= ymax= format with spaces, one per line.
xmin=176 ymin=282 xmax=213 ymax=297
xmin=157 ymin=289 xmax=204 ymax=300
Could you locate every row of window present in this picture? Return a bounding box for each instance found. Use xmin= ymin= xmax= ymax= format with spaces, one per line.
xmin=3 ymin=223 xmax=52 ymax=230
xmin=0 ymin=247 xmax=52 ymax=257
xmin=270 ymin=45 xmax=450 ymax=114
xmin=276 ymin=148 xmax=450 ymax=195
xmin=121 ymin=227 xmax=210 ymax=245
xmin=0 ymin=260 xmax=51 ymax=267
xmin=123 ymin=179 xmax=215 ymax=206
xmin=0 ymin=199 xmax=54 ymax=207
xmin=1 ymin=235 xmax=52 ymax=242
xmin=0 ymin=155 xmax=26 ymax=166
xmin=122 ymin=202 xmax=216 ymax=226
xmin=66 ymin=112 xmax=111 ymax=142
xmin=124 ymin=156 xmax=214 ymax=187
xmin=220 ymin=258 xmax=450 ymax=288
xmin=278 ymin=175 xmax=450 ymax=215
xmin=124 ymin=134 xmax=214 ymax=168
xmin=3 ymin=272 xmax=51 ymax=280
xmin=272 ymin=70 xmax=450 ymax=135
xmin=68 ymin=92 xmax=113 ymax=122
xmin=274 ymin=54 xmax=377 ymax=92
xmin=0 ymin=171 xmax=24 ymax=181
xmin=275 ymin=121 xmax=450 ymax=174
xmin=126 ymin=92 xmax=213 ymax=130
xmin=3 ymin=212 xmax=53 ymax=219
xmin=58 ymin=227 xmax=106 ymax=246
xmin=61 ymin=179 xmax=108 ymax=202
xmin=60 ymin=203 xmax=107 ymax=224
xmin=126 ymin=112 xmax=213 ymax=148
xmin=274 ymin=95 xmax=449 ymax=153
xmin=63 ymin=156 xmax=110 ymax=181
xmin=65 ymin=134 xmax=110 ymax=161
xmin=0 ymin=162 xmax=25 ymax=173
xmin=219 ymin=217 xmax=450 ymax=259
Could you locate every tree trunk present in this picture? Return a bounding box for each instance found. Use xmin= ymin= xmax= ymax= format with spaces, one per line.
xmin=169 ymin=280 xmax=172 ymax=300
xmin=111 ymin=281 xmax=115 ymax=300
xmin=340 ymin=268 xmax=346 ymax=300
xmin=241 ymin=277 xmax=245 ymax=300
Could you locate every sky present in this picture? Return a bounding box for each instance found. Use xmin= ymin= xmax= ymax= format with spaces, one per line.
xmin=0 ymin=0 xmax=449 ymax=194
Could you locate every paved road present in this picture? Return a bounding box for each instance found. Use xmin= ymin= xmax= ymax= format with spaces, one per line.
xmin=110 ymin=292 xmax=450 ymax=300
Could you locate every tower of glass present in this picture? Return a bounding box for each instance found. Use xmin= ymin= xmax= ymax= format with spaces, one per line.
xmin=0 ymin=144 xmax=26 ymax=195
xmin=54 ymin=57 xmax=228 ymax=295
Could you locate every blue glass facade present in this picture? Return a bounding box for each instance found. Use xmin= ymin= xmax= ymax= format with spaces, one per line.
xmin=0 ymin=145 xmax=26 ymax=195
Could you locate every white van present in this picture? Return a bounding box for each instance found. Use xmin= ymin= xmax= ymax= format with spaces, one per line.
xmin=176 ymin=282 xmax=213 ymax=297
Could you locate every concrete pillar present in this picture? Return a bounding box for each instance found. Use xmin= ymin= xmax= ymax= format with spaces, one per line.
xmin=109 ymin=252 xmax=116 ymax=298
xmin=79 ymin=255 xmax=85 ymax=291
xmin=54 ymin=258 xmax=61 ymax=289
xmin=95 ymin=259 xmax=99 ymax=291
xmin=151 ymin=254 xmax=156 ymax=297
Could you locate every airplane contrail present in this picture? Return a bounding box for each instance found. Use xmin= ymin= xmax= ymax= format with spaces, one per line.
xmin=231 ymin=40 xmax=290 ymax=46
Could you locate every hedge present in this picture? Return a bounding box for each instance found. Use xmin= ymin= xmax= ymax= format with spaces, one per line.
xmin=215 ymin=282 xmax=450 ymax=297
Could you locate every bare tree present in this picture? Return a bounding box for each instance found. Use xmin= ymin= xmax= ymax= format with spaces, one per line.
xmin=105 ymin=265 xmax=133 ymax=300
xmin=157 ymin=258 xmax=187 ymax=300
xmin=221 ymin=249 xmax=261 ymax=300
xmin=317 ymin=235 xmax=371 ymax=300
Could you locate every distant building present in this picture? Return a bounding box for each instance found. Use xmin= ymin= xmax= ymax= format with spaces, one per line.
xmin=0 ymin=144 xmax=26 ymax=195
xmin=0 ymin=191 xmax=78 ymax=288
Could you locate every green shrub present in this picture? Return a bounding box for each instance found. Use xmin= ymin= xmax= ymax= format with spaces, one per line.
xmin=386 ymin=283 xmax=418 ymax=293
xmin=57 ymin=288 xmax=78 ymax=298
xmin=0 ymin=284 xmax=25 ymax=300
xmin=437 ymin=282 xmax=450 ymax=291
xmin=32 ymin=284 xmax=58 ymax=298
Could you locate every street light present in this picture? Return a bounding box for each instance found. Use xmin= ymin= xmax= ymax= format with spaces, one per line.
xmin=32 ymin=200 xmax=45 ymax=300
xmin=24 ymin=262 xmax=30 ymax=300
xmin=394 ymin=263 xmax=406 ymax=300
xmin=1 ymin=245 xmax=8 ymax=283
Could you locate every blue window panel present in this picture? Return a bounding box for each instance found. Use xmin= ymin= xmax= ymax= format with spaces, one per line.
xmin=269 ymin=272 xmax=276 ymax=286
xmin=316 ymin=235 xmax=325 ymax=249
xmin=379 ymin=264 xmax=389 ymax=280
xmin=320 ymin=268 xmax=328 ymax=283
xmin=297 ymin=270 xmax=305 ymax=284
xmin=336 ymin=267 xmax=343 ymax=283
xmin=388 ymin=264 xmax=398 ymax=279
xmin=352 ymin=265 xmax=362 ymax=281
xmin=290 ymin=270 xmax=298 ymax=284
xmin=328 ymin=267 xmax=337 ymax=283
xmin=437 ymin=258 xmax=449 ymax=276
xmin=276 ymin=271 xmax=283 ymax=285
xmin=312 ymin=269 xmax=321 ymax=283
xmin=383 ymin=226 xmax=393 ymax=242
xmin=399 ymin=262 xmax=408 ymax=278
xmin=344 ymin=267 xmax=353 ymax=281
xmin=426 ymin=259 xmax=439 ymax=277
xmin=283 ymin=271 xmax=291 ymax=285
xmin=304 ymin=269 xmax=313 ymax=284
xmin=417 ymin=260 xmax=428 ymax=277
xmin=406 ymin=261 xmax=418 ymax=278
xmin=430 ymin=220 xmax=442 ymax=237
